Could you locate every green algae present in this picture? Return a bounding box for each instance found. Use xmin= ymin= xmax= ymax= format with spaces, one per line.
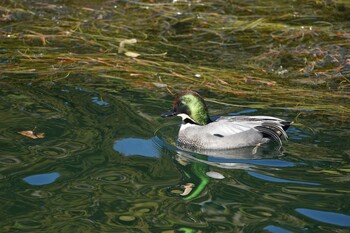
xmin=0 ymin=0 xmax=349 ymax=121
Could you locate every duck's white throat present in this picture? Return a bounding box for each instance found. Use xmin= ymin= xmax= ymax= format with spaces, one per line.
xmin=177 ymin=113 xmax=196 ymax=124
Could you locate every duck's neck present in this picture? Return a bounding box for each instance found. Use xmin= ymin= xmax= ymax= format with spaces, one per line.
xmin=191 ymin=111 xmax=211 ymax=125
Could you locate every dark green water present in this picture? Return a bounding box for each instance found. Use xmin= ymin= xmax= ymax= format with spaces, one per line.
xmin=1 ymin=0 xmax=350 ymax=232
xmin=1 ymin=80 xmax=349 ymax=232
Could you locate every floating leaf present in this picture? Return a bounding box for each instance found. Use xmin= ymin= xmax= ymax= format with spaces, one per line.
xmin=180 ymin=183 xmax=194 ymax=196
xmin=18 ymin=129 xmax=45 ymax=139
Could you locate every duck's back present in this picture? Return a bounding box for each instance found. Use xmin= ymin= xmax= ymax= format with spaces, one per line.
xmin=178 ymin=116 xmax=290 ymax=150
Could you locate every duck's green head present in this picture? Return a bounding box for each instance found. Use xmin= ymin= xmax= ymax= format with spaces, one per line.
xmin=162 ymin=91 xmax=211 ymax=125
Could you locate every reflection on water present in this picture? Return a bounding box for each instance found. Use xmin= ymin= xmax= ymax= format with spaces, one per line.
xmin=113 ymin=137 xmax=160 ymax=157
xmin=0 ymin=82 xmax=349 ymax=232
xmin=23 ymin=172 xmax=60 ymax=186
xmin=91 ymin=96 xmax=110 ymax=106
xmin=247 ymin=171 xmax=319 ymax=186
xmin=264 ymin=225 xmax=293 ymax=233
xmin=296 ymin=208 xmax=350 ymax=227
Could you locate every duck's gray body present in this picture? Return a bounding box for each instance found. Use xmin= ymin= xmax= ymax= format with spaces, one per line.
xmin=162 ymin=90 xmax=291 ymax=150
xmin=178 ymin=115 xmax=289 ymax=150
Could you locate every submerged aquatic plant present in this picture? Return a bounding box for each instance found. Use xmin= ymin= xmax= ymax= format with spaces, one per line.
xmin=0 ymin=0 xmax=349 ymax=121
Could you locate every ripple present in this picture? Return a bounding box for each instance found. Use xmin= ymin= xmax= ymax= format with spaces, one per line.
xmin=239 ymin=205 xmax=276 ymax=219
xmin=215 ymin=184 xmax=255 ymax=200
xmin=70 ymin=182 xmax=96 ymax=192
xmin=155 ymin=124 xmax=296 ymax=170
xmin=262 ymin=193 xmax=297 ymax=203
xmin=100 ymin=184 xmax=131 ymax=196
xmin=95 ymin=172 xmax=127 ymax=183
xmin=50 ymin=219 xmax=97 ymax=233
xmin=62 ymin=209 xmax=89 ymax=218
xmin=129 ymin=201 xmax=159 ymax=216
xmin=31 ymin=190 xmax=54 ymax=198
xmin=287 ymin=127 xmax=311 ymax=141
xmin=15 ymin=189 xmax=54 ymax=201
xmin=11 ymin=219 xmax=42 ymax=230
xmin=175 ymin=150 xmax=294 ymax=171
xmin=30 ymin=140 xmax=90 ymax=159
xmin=282 ymin=186 xmax=343 ymax=196
xmin=204 ymin=222 xmax=236 ymax=232
xmin=51 ymin=192 xmax=91 ymax=207
xmin=0 ymin=156 xmax=21 ymax=165
xmin=248 ymin=171 xmax=320 ymax=185
xmin=208 ymin=158 xmax=295 ymax=168
xmin=31 ymin=146 xmax=70 ymax=159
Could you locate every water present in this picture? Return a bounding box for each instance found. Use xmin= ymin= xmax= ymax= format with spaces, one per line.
xmin=0 ymin=82 xmax=349 ymax=232
xmin=1 ymin=0 xmax=350 ymax=232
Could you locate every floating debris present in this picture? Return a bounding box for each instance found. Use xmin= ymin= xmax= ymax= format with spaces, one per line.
xmin=118 ymin=38 xmax=137 ymax=53
xmin=152 ymin=82 xmax=167 ymax=88
xmin=252 ymin=143 xmax=261 ymax=155
xmin=118 ymin=38 xmax=140 ymax=57
xmin=180 ymin=183 xmax=194 ymax=196
xmin=17 ymin=128 xmax=45 ymax=139
xmin=124 ymin=51 xmax=140 ymax=58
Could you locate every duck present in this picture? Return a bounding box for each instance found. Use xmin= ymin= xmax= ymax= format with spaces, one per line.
xmin=161 ymin=90 xmax=291 ymax=150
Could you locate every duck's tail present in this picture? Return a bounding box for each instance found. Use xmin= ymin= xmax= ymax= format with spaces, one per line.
xmin=256 ymin=121 xmax=292 ymax=146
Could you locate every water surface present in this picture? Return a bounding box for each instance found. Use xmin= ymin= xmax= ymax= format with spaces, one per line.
xmin=0 ymin=0 xmax=350 ymax=232
xmin=1 ymin=82 xmax=349 ymax=232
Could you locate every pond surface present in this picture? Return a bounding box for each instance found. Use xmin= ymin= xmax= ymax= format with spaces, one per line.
xmin=1 ymin=0 xmax=350 ymax=232
xmin=1 ymin=81 xmax=349 ymax=232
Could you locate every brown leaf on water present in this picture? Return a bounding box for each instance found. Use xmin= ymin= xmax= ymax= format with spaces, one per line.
xmin=180 ymin=183 xmax=194 ymax=196
xmin=18 ymin=130 xmax=45 ymax=139
xmin=35 ymin=132 xmax=45 ymax=139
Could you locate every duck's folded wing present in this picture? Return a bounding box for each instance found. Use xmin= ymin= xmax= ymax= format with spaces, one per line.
xmin=205 ymin=121 xmax=254 ymax=137
xmin=214 ymin=116 xmax=291 ymax=145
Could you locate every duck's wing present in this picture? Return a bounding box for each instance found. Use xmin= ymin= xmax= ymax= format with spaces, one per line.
xmin=215 ymin=116 xmax=291 ymax=145
xmin=205 ymin=121 xmax=253 ymax=137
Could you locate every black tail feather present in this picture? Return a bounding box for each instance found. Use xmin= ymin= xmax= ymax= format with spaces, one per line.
xmin=255 ymin=120 xmax=292 ymax=145
xmin=255 ymin=126 xmax=283 ymax=146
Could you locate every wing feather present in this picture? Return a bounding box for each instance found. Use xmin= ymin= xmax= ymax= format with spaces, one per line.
xmin=214 ymin=116 xmax=291 ymax=143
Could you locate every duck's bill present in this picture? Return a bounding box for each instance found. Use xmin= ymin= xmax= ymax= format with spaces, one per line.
xmin=161 ymin=111 xmax=176 ymax=117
